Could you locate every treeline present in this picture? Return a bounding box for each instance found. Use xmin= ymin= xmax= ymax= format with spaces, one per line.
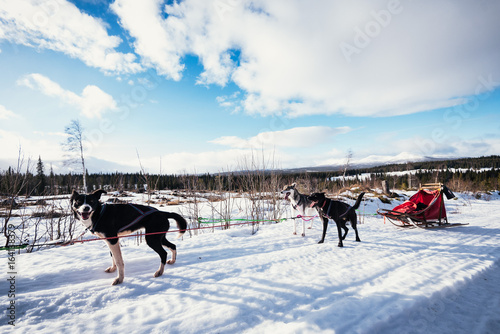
xmin=1 ymin=156 xmax=499 ymax=197
xmin=341 ymin=168 xmax=500 ymax=193
xmin=326 ymin=155 xmax=500 ymax=192
xmin=346 ymin=155 xmax=500 ymax=174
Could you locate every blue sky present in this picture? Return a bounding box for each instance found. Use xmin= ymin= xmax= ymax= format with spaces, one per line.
xmin=1 ymin=0 xmax=499 ymax=174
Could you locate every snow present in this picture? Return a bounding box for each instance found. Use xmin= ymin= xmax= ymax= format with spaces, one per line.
xmin=331 ymin=167 xmax=495 ymax=182
xmin=2 ymin=191 xmax=500 ymax=333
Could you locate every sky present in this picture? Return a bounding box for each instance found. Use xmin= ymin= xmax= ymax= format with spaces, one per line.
xmin=1 ymin=0 xmax=500 ymax=175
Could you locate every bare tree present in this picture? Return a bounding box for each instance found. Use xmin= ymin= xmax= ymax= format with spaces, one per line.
xmin=136 ymin=149 xmax=154 ymax=203
xmin=1 ymin=147 xmax=31 ymax=249
xmin=342 ymin=149 xmax=353 ymax=188
xmin=236 ymin=149 xmax=283 ymax=234
xmin=62 ymin=119 xmax=87 ymax=193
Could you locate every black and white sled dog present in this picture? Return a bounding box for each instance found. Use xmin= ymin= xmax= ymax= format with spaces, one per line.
xmin=308 ymin=192 xmax=365 ymax=247
xmin=281 ymin=183 xmax=319 ymax=236
xmin=70 ymin=189 xmax=187 ymax=285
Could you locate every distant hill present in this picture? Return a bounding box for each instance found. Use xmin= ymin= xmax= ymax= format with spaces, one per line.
xmin=280 ymin=155 xmax=500 ymax=175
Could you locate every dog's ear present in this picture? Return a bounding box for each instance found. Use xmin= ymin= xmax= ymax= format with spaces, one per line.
xmin=92 ymin=189 xmax=107 ymax=199
xmin=291 ymin=183 xmax=296 ymax=188
xmin=70 ymin=190 xmax=79 ymax=201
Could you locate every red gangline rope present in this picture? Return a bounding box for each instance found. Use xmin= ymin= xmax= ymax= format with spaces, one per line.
xmin=61 ymin=220 xmax=277 ymax=246
xmin=4 ymin=216 xmax=318 ymax=250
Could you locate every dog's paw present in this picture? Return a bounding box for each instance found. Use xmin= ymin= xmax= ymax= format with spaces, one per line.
xmin=293 ymin=232 xmax=297 ymax=235
xmin=301 ymin=233 xmax=305 ymax=237
xmin=111 ymin=277 xmax=123 ymax=285
xmin=166 ymin=259 xmax=175 ymax=265
xmin=318 ymin=240 xmax=324 ymax=244
xmin=105 ymin=266 xmax=117 ymax=273
xmin=154 ymin=263 xmax=166 ymax=277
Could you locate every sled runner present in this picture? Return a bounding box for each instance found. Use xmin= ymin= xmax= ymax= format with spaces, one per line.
xmin=377 ymin=183 xmax=467 ymax=228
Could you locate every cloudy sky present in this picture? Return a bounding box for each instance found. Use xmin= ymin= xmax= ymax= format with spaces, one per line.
xmin=1 ymin=0 xmax=499 ymax=174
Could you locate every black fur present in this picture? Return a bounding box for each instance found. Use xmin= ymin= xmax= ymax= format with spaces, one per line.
xmin=70 ymin=189 xmax=187 ymax=285
xmin=308 ymin=192 xmax=365 ymax=247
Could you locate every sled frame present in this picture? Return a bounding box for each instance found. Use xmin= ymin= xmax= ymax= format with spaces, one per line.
xmin=377 ymin=183 xmax=466 ymax=229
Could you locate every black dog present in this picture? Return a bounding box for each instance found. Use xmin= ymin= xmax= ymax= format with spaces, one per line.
xmin=70 ymin=189 xmax=187 ymax=285
xmin=308 ymin=192 xmax=365 ymax=247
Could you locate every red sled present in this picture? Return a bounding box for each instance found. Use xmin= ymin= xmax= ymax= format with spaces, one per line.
xmin=377 ymin=183 xmax=467 ymax=228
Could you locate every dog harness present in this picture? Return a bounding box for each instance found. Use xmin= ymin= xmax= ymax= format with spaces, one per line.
xmin=88 ymin=204 xmax=107 ymax=233
xmin=292 ymin=196 xmax=303 ymax=210
xmin=320 ymin=199 xmax=350 ymax=221
xmin=320 ymin=199 xmax=333 ymax=220
xmin=117 ymin=204 xmax=159 ymax=233
xmin=89 ymin=204 xmax=158 ymax=234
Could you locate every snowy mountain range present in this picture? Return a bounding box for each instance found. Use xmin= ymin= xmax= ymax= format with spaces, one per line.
xmin=0 ymin=152 xmax=479 ymax=175
xmin=283 ymin=152 xmax=454 ymax=174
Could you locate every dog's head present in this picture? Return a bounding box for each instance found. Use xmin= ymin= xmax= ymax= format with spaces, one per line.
xmin=308 ymin=192 xmax=326 ymax=208
xmin=70 ymin=189 xmax=106 ymax=222
xmin=281 ymin=183 xmax=297 ymax=200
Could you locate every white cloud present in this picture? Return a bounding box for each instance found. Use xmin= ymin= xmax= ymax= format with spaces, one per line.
xmin=127 ymin=126 xmax=353 ymax=174
xmin=17 ymin=73 xmax=117 ymax=118
xmin=0 ymin=0 xmax=141 ymax=74
xmin=111 ymin=0 xmax=186 ymax=80
xmin=3 ymin=0 xmax=499 ymax=120
xmin=33 ymin=131 xmax=68 ymax=138
xmin=79 ymin=85 xmax=117 ymax=118
xmin=217 ymin=91 xmax=242 ymax=113
xmin=210 ymin=126 xmax=352 ymax=149
xmin=0 ymin=104 xmax=17 ymax=119
xmin=0 ymin=129 xmax=64 ymax=163
xmin=315 ymin=132 xmax=500 ymax=168
xmin=112 ymin=0 xmax=500 ymax=117
xmin=126 ymin=149 xmax=247 ymax=174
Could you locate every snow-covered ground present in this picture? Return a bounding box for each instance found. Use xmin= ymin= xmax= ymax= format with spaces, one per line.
xmin=1 ymin=190 xmax=500 ymax=333
xmin=330 ymin=167 xmax=495 ymax=182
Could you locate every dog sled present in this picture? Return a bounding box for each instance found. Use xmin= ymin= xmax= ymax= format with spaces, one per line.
xmin=377 ymin=183 xmax=467 ymax=228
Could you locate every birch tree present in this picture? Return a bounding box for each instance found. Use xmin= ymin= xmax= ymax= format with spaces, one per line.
xmin=62 ymin=119 xmax=87 ymax=193
xmin=342 ymin=149 xmax=353 ymax=188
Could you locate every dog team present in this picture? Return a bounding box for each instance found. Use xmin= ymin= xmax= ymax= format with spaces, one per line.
xmin=70 ymin=183 xmax=364 ymax=285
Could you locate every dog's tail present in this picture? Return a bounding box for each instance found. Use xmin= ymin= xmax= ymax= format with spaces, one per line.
xmin=340 ymin=192 xmax=365 ymax=219
xmin=352 ymin=192 xmax=365 ymax=210
xmin=164 ymin=212 xmax=188 ymax=238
